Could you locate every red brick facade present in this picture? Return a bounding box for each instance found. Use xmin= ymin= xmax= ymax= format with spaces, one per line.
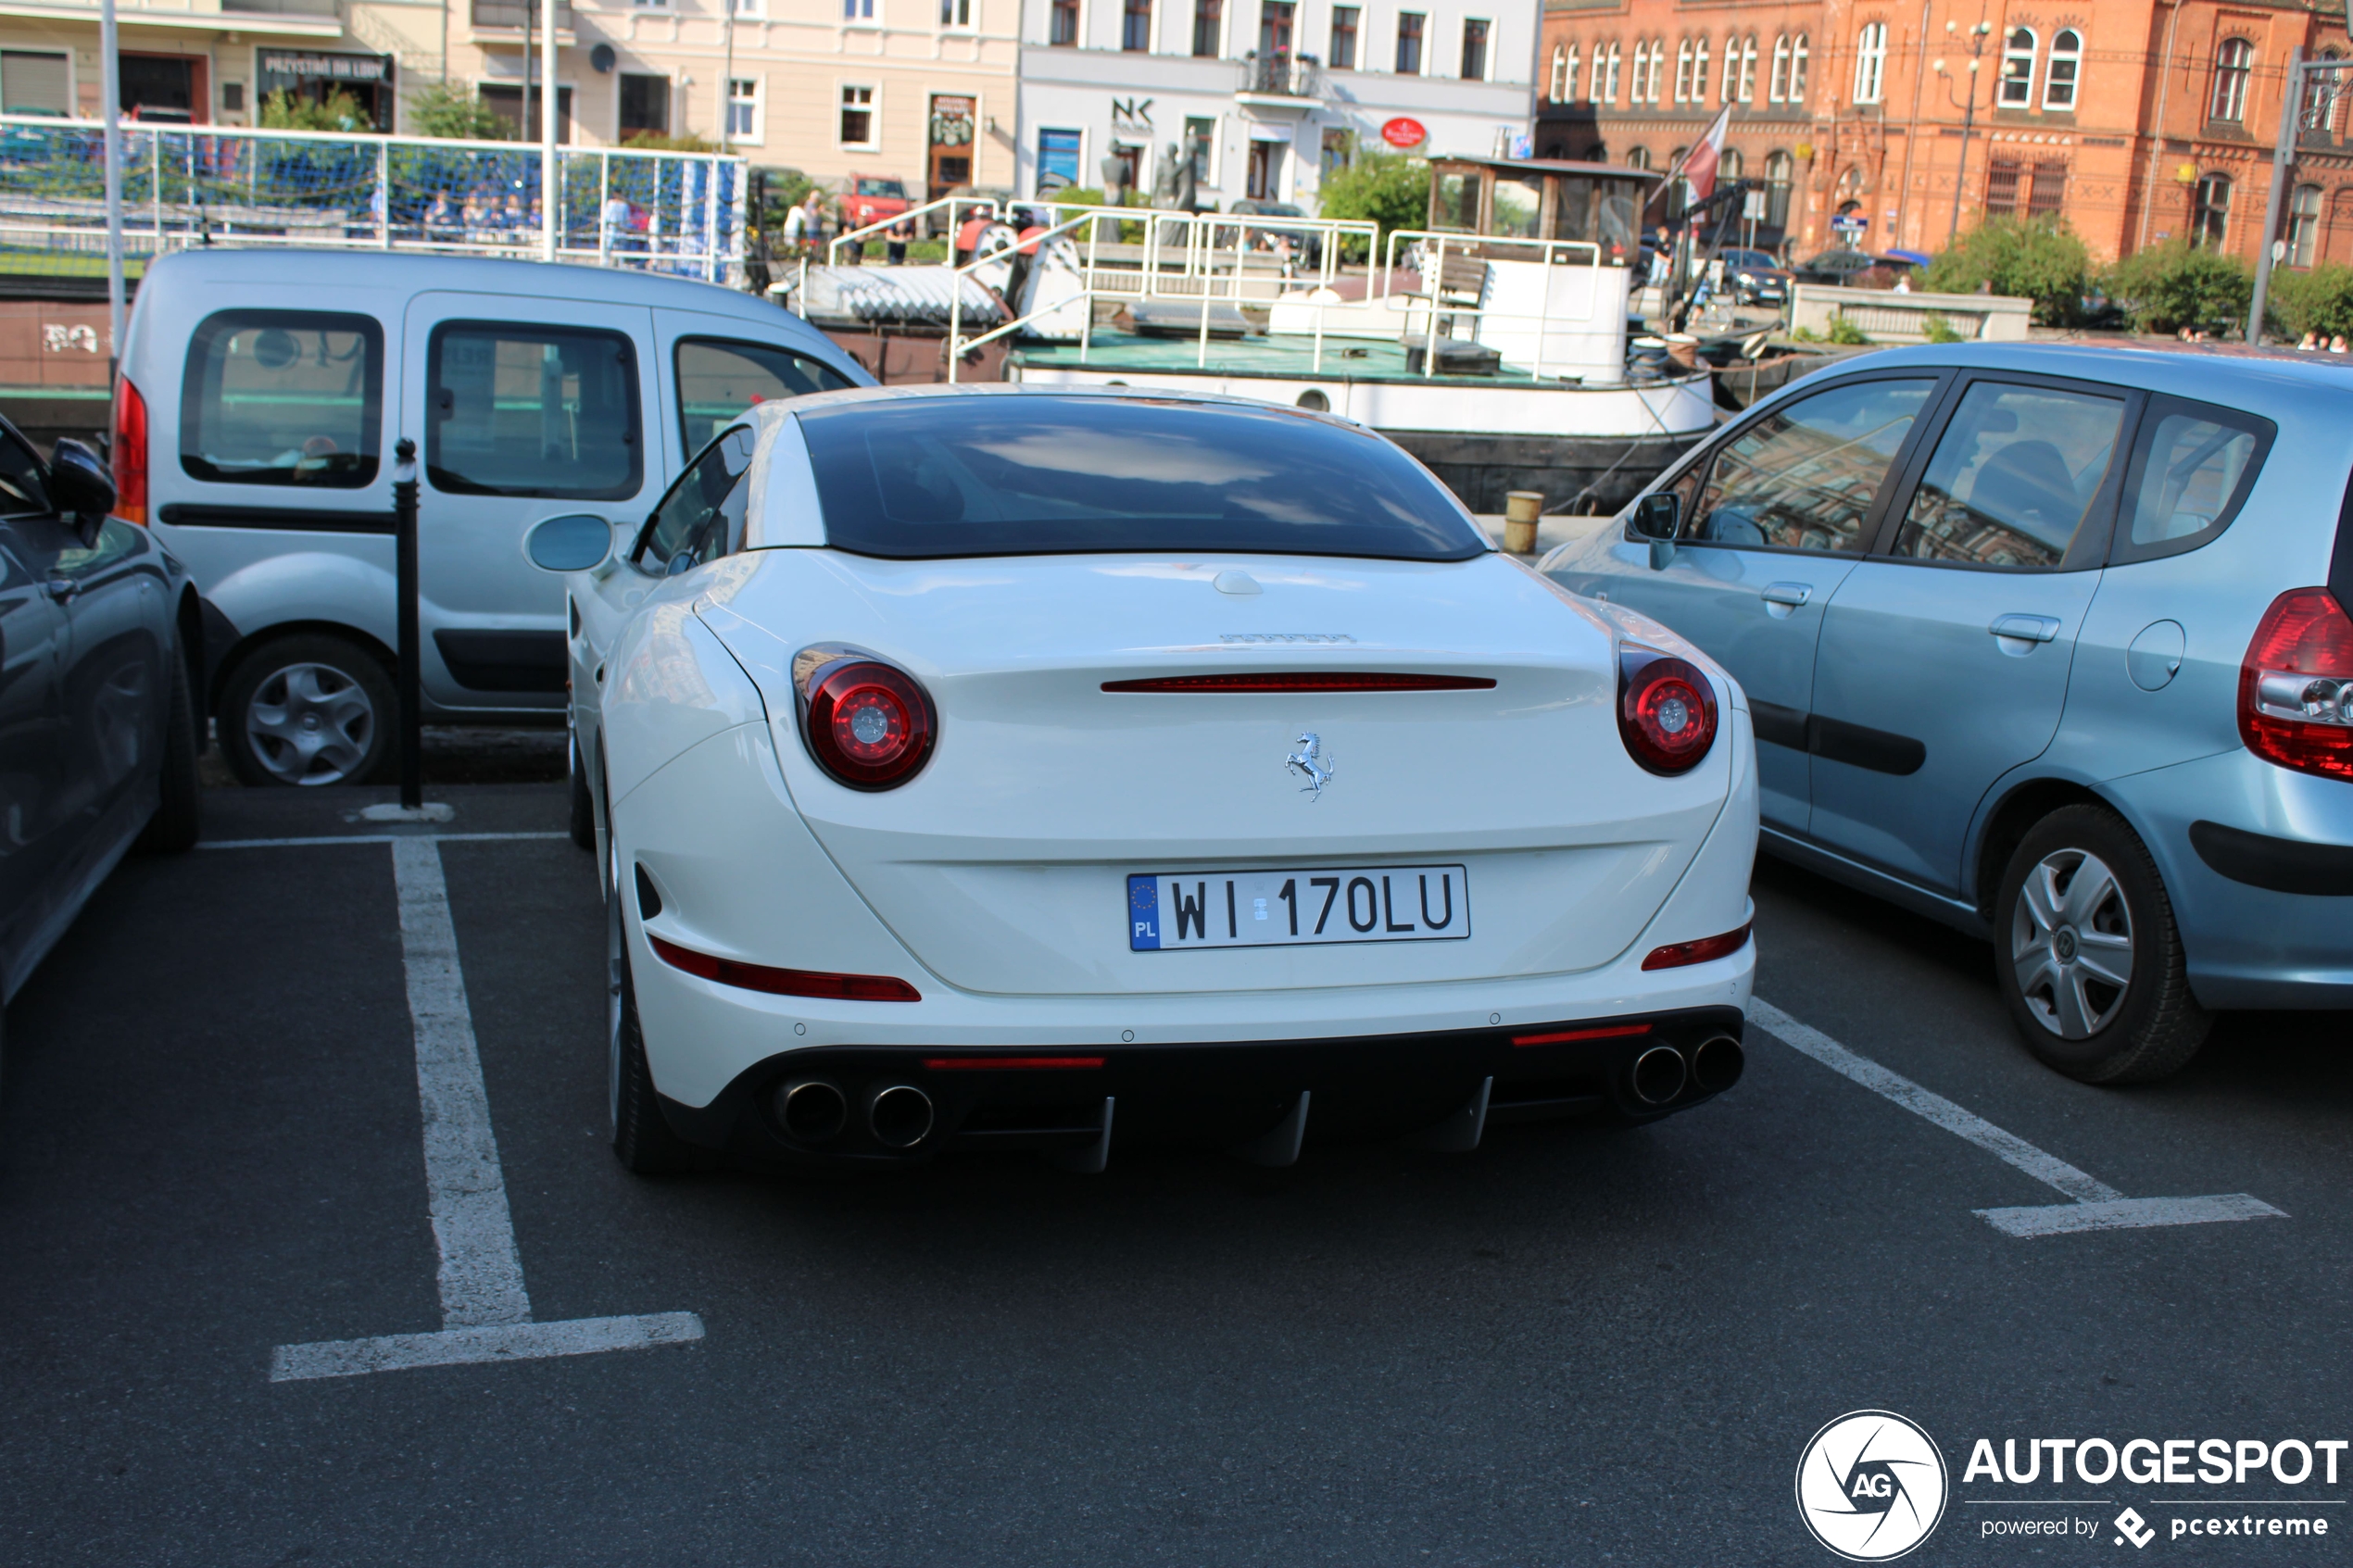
xmin=1535 ymin=0 xmax=2353 ymax=267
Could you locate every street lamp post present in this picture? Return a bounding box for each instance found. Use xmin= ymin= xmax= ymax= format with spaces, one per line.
xmin=1934 ymin=18 xmax=1994 ymax=246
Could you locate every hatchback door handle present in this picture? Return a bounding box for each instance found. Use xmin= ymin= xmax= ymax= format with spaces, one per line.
xmin=43 ymin=573 xmax=76 ymax=603
xmin=1760 ymin=582 xmax=1812 ymax=607
xmin=1989 ymin=614 xmax=2061 ymax=644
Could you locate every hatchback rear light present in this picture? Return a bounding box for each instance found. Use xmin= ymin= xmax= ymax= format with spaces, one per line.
xmin=1101 ymin=672 xmax=1497 ymax=693
xmin=1617 ymin=646 xmax=1718 ymax=774
xmin=794 ymin=647 xmax=937 ymax=790
xmin=648 ymin=935 xmax=922 ymax=1001
xmin=1642 ymin=921 xmax=1753 ymax=971
xmin=111 ymin=373 xmax=148 ymax=524
xmin=2239 ymin=588 xmax=2353 ymax=783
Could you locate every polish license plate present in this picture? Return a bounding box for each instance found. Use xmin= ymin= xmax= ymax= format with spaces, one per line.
xmin=1127 ymin=866 xmax=1470 ymax=951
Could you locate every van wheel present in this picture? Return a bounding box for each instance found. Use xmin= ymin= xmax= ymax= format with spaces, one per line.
xmin=134 ymin=639 xmax=201 ymax=852
xmin=218 ymin=634 xmax=395 ymax=787
xmin=1993 ymin=805 xmax=2209 ymax=1084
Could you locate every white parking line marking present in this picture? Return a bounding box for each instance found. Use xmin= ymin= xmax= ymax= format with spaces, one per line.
xmin=1747 ymin=1000 xmax=2286 ymax=1237
xmin=201 ymin=832 xmax=570 ymax=849
xmin=268 ymin=838 xmax=702 ymax=1381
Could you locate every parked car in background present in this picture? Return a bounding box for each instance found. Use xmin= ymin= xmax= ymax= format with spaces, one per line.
xmin=117 ymin=249 xmax=870 ymax=802
xmin=1545 ymin=344 xmax=2353 ymax=1085
xmin=1718 ymin=247 xmax=1791 ymax=306
xmin=837 ymin=173 xmax=912 ymax=232
xmin=1218 ymin=200 xmax=1326 ymax=269
xmin=1790 ymin=250 xmax=1918 ymax=288
xmin=1 ymin=422 xmax=200 ymax=1051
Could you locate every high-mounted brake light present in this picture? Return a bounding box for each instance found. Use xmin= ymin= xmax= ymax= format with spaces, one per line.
xmin=2239 ymin=588 xmax=2353 ymax=782
xmin=1617 ymin=646 xmax=1718 ymax=775
xmin=1642 ymin=922 xmax=1753 ymax=971
xmin=648 ymin=935 xmax=922 ymax=1001
xmin=111 ymin=374 xmax=148 ymax=524
xmin=795 ymin=648 xmax=937 ymax=790
xmin=1101 ymin=672 xmax=1498 ymax=693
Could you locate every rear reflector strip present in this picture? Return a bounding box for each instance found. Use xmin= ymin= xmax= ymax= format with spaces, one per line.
xmin=1511 ymin=1022 xmax=1653 ymax=1047
xmin=921 ymin=1056 xmax=1107 ymax=1071
xmin=1101 ymin=672 xmax=1498 ymax=693
xmin=1641 ymin=922 xmax=1755 ymax=972
xmin=648 ymin=935 xmax=922 ymax=1001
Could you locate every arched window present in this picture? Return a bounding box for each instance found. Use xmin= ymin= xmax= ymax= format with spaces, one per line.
xmin=1601 ymin=41 xmax=1621 ymax=104
xmin=1675 ymin=38 xmax=1694 ymax=102
xmin=1718 ymin=145 xmax=1743 ymax=182
xmin=1853 ymin=21 xmax=1887 ymax=105
xmin=2193 ymin=171 xmax=2232 ymax=247
xmin=1721 ymin=34 xmax=1739 ymax=100
xmin=1550 ymin=44 xmax=1567 ymax=101
xmin=1645 ymin=38 xmax=1665 ymax=102
xmin=1765 ymin=148 xmax=1793 ymax=228
xmin=2300 ymin=47 xmax=2340 ymax=132
xmin=1692 ymin=37 xmax=1709 ymax=102
xmin=2044 ymin=28 xmax=2081 ymax=109
xmin=2290 ymin=182 xmax=2322 ymax=266
xmin=1629 ymin=40 xmax=1650 ymax=102
xmin=1739 ymin=35 xmax=1759 ymax=101
xmin=2211 ymin=38 xmax=2253 ymax=123
xmin=1791 ymin=32 xmax=1810 ymax=99
xmin=1564 ymin=44 xmax=1580 ymax=101
xmin=1998 ymin=27 xmax=2037 ymax=107
xmin=1624 ymin=145 xmax=1651 ymax=171
xmin=1770 ymin=33 xmax=1791 ymax=101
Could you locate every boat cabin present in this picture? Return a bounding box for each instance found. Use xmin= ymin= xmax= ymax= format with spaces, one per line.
xmin=1425 ymin=157 xmax=1657 ymax=266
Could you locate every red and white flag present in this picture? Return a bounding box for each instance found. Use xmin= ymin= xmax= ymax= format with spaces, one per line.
xmin=1673 ymin=107 xmax=1734 ymax=205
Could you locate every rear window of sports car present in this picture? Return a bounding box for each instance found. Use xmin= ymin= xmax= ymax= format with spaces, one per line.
xmin=798 ymin=396 xmax=1488 ymax=561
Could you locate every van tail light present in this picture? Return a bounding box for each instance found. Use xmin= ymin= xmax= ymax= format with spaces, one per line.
xmin=2240 ymin=588 xmax=2353 ymax=782
xmin=794 ymin=646 xmax=937 ymax=790
xmin=1617 ymin=646 xmax=1718 ymax=774
xmin=111 ymin=373 xmax=148 ymax=524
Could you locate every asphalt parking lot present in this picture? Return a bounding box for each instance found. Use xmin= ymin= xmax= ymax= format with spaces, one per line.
xmin=3 ymin=782 xmax=2347 ymax=1566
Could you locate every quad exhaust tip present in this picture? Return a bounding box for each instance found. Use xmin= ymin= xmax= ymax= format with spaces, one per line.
xmin=1629 ymin=1045 xmax=1689 ymax=1107
xmin=775 ymin=1078 xmax=849 ymax=1144
xmin=867 ymin=1084 xmax=935 ymax=1148
xmin=1692 ymin=1035 xmax=1744 ymax=1095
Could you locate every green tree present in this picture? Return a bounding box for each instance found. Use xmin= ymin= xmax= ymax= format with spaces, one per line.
xmin=1315 ymin=147 xmax=1430 ymax=261
xmin=623 ymin=131 xmax=719 ymax=153
xmin=258 ymin=87 xmax=371 ymax=132
xmin=2267 ymin=261 xmax=2353 ymax=341
xmin=1920 ymin=215 xmax=2091 ymax=326
xmin=407 ymin=81 xmax=509 ymax=142
xmin=2103 ymin=241 xmax=2254 ymax=335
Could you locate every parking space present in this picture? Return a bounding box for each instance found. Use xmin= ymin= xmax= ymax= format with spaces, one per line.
xmin=2 ymin=784 xmax=2347 ymax=1565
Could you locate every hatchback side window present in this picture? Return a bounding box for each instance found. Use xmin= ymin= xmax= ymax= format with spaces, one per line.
xmin=428 ymin=323 xmax=641 ymax=500
xmin=182 ymin=309 xmax=384 ymax=488
xmin=2111 ymin=397 xmax=2272 ymax=564
xmin=675 ymin=338 xmax=854 ymax=455
xmin=636 ymin=425 xmax=756 ymax=575
xmin=1892 ymin=380 xmax=2126 ymax=569
xmin=1687 ymin=377 xmax=1936 ymax=551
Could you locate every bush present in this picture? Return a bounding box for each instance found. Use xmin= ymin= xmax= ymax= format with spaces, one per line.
xmin=622 ymin=131 xmax=718 ymax=153
xmin=1825 ymin=316 xmax=1871 ymax=345
xmin=2104 ymin=242 xmax=2252 ymax=335
xmin=1921 ymin=315 xmax=1966 ymax=344
xmin=1315 ymin=148 xmax=1430 ymax=261
xmin=406 ymin=82 xmax=509 ymax=141
xmin=2268 ymin=263 xmax=2353 ymax=341
xmin=258 ymin=87 xmax=371 ymax=133
xmin=1920 ymin=216 xmax=2092 ymax=325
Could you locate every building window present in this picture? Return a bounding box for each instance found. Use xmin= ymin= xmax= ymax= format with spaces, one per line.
xmin=1985 ymin=154 xmax=2021 ymax=216
xmin=2211 ymin=38 xmax=2252 ymax=123
xmin=842 ymin=0 xmax=872 ymax=17
xmin=1769 ymin=33 xmax=1790 ymax=101
xmin=1692 ymin=36 xmax=1709 ymax=101
xmin=1395 ymin=12 xmax=1423 ymax=74
xmin=1549 ymin=44 xmax=1567 ymax=100
xmin=1462 ymin=19 xmax=1488 ymax=80
xmin=1629 ymin=40 xmax=1648 ymax=102
xmin=1332 ymin=6 xmax=1358 ymax=69
xmin=1721 ymin=34 xmax=1739 ymax=101
xmin=1600 ymin=40 xmax=1619 ymax=103
xmin=1738 ymin=34 xmax=1757 ymax=102
xmin=1790 ymin=32 xmax=1808 ymax=99
xmin=726 ymin=76 xmax=759 ymax=140
xmin=1050 ymin=0 xmax=1079 ymax=44
xmin=1123 ymin=0 xmax=1151 ymax=49
xmin=1997 ymin=27 xmax=2035 ymax=107
xmin=1185 ymin=114 xmax=1214 ymax=181
xmin=838 ymin=83 xmax=875 ymax=144
xmin=1718 ymin=145 xmax=1743 ymax=182
xmin=1674 ymin=38 xmax=1693 ymax=102
xmin=1191 ymin=0 xmax=1220 ymax=56
xmin=2193 ymin=171 xmax=2231 ymax=246
xmin=2028 ymin=159 xmax=2066 ymax=218
xmin=1853 ymin=21 xmax=1886 ymax=106
xmin=2290 ymin=182 xmax=2322 ymax=265
xmin=1259 ymin=0 xmax=1292 ymax=55
xmin=2044 ymin=28 xmax=2080 ymax=109
xmin=620 ymin=72 xmax=669 ymax=135
xmin=1765 ymin=149 xmax=1792 ymax=226
xmin=2300 ymin=50 xmax=2341 ymax=133
xmin=1646 ymin=37 xmax=1664 ymax=102
xmin=940 ymin=0 xmax=971 ymax=24
xmin=1623 ymin=145 xmax=1650 ymax=170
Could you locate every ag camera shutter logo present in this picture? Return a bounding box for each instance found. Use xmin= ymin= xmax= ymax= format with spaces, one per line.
xmin=1795 ymin=1410 xmax=1950 ymax=1561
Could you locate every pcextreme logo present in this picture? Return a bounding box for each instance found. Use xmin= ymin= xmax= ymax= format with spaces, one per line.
xmin=1797 ymin=1410 xmax=1952 ymax=1562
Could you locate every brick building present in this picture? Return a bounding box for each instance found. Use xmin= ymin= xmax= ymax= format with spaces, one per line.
xmin=1533 ymin=0 xmax=2352 ymax=270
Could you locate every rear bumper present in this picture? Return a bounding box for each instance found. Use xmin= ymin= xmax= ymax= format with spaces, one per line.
xmin=658 ymin=1003 xmax=1749 ymax=1167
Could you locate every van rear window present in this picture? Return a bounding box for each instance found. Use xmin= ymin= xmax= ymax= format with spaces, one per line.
xmin=181 ymin=309 xmax=384 ymax=488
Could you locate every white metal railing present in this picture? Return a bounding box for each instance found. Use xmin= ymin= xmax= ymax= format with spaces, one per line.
xmin=0 ymin=115 xmax=747 ymax=281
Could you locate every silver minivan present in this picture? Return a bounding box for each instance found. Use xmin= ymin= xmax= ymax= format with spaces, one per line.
xmin=116 ymin=250 xmax=870 ymax=787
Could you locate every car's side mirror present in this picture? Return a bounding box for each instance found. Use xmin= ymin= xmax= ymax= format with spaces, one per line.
xmin=1631 ymin=491 xmax=1680 ymax=541
xmin=49 ymin=437 xmax=114 ymax=538
xmin=523 ymin=512 xmax=614 ymax=573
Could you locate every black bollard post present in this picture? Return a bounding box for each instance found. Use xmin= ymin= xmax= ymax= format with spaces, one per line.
xmin=393 ymin=436 xmax=422 ymax=810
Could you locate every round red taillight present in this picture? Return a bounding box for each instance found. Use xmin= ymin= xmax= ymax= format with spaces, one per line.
xmin=804 ymin=659 xmax=936 ymax=789
xmin=1618 ymin=648 xmax=1718 ymax=774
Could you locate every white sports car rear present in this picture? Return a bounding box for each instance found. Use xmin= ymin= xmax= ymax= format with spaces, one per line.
xmin=542 ymin=386 xmax=1758 ymax=1173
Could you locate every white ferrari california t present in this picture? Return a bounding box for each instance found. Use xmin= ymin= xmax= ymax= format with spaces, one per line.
xmin=524 ymin=385 xmax=1759 ymax=1174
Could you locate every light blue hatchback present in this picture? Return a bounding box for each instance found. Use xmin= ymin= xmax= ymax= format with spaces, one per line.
xmin=1545 ymin=343 xmax=2353 ymax=1084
